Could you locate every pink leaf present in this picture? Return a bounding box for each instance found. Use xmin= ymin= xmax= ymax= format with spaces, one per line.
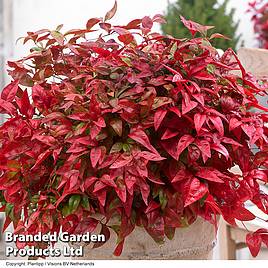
xmin=180 ymin=16 xmax=214 ymax=36
xmin=138 ymin=151 xmax=165 ymax=161
xmin=110 ymin=154 xmax=133 ymax=169
xmin=154 ymin=109 xmax=167 ymax=130
xmin=90 ymin=146 xmax=102 ymax=168
xmin=142 ymin=16 xmax=153 ymax=29
xmin=229 ymin=117 xmax=242 ymax=131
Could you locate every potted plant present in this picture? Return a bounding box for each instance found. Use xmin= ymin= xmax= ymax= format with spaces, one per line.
xmin=1 ymin=2 xmax=268 ymax=259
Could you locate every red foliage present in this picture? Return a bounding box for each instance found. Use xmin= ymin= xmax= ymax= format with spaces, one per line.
xmin=248 ymin=0 xmax=268 ymax=48
xmin=1 ymin=3 xmax=268 ymax=257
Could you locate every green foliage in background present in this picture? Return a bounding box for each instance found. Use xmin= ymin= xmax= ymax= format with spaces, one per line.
xmin=162 ymin=0 xmax=242 ymax=50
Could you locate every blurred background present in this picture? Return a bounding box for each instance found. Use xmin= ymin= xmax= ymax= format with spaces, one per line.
xmin=0 ymin=0 xmax=268 ymax=260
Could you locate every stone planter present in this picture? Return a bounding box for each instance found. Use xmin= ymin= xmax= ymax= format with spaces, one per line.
xmin=74 ymin=217 xmax=217 ymax=260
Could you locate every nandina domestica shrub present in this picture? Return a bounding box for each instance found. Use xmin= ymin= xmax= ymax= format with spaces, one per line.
xmin=1 ymin=2 xmax=268 ymax=257
xmin=248 ymin=0 xmax=268 ymax=49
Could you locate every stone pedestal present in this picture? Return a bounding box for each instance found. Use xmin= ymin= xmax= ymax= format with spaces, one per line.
xmin=75 ymin=217 xmax=217 ymax=260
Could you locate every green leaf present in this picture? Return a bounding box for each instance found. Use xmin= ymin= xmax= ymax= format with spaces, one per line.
xmin=121 ymin=57 xmax=132 ymax=66
xmin=81 ymin=196 xmax=90 ymax=209
xmin=159 ymin=190 xmax=167 ymax=210
xmin=51 ymin=30 xmax=64 ymax=45
xmin=110 ymin=142 xmax=123 ymax=153
xmin=165 ymin=226 xmax=175 ymax=240
xmin=5 ymin=203 xmax=14 ymax=221
xmin=206 ymin=64 xmax=215 ymax=74
xmin=68 ymin=195 xmax=81 ymax=213
xmin=62 ymin=205 xmax=71 ymax=217
xmin=122 ymin=143 xmax=131 ymax=152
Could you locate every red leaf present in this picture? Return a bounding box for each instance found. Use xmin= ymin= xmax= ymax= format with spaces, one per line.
xmin=86 ymin=18 xmax=101 ymax=30
xmin=0 ymin=99 xmax=17 ymax=115
xmin=195 ymin=140 xmax=211 ymax=162
xmin=145 ymin=201 xmax=160 ymax=214
xmin=161 ymin=139 xmax=179 ymax=160
xmin=184 ymin=178 xmax=208 ymax=207
xmin=118 ymin=34 xmax=134 ymax=45
xmin=196 ymin=168 xmax=224 ymax=183
xmin=161 ymin=129 xmax=179 ymax=140
xmin=169 ymin=106 xmax=181 ymax=117
xmin=182 ymin=99 xmax=198 ymax=115
xmin=192 ymin=93 xmax=204 ymax=106
xmin=233 ymin=207 xmax=256 ymax=221
xmin=32 ymin=84 xmax=51 ymax=110
xmin=246 ymin=232 xmax=262 ymax=257
xmin=1 ymin=80 xmax=19 ymax=101
xmin=209 ymin=116 xmax=224 ymax=136
xmin=113 ymin=240 xmax=124 ymax=256
xmin=172 ymin=169 xmax=190 ymax=183
xmin=74 ymin=218 xmax=99 ymax=234
xmin=129 ymin=129 xmax=159 ymax=155
xmin=177 ymin=135 xmax=195 ymax=160
xmin=93 ymin=225 xmax=110 ymax=249
xmin=125 ymin=19 xmax=141 ymax=30
xmin=31 ymin=149 xmax=51 ymax=170
xmin=104 ymin=1 xmax=117 ymax=21
xmin=19 ymin=90 xmax=34 ymax=118
xmin=32 ymin=135 xmax=56 ymax=147
xmin=194 ymin=113 xmax=206 ymax=133
xmin=154 ymin=109 xmax=167 ymax=130
xmin=211 ymin=143 xmax=229 ymax=159
xmin=137 ymin=178 xmax=150 ymax=205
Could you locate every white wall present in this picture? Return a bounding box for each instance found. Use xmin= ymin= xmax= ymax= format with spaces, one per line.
xmin=11 ymin=0 xmax=168 ymax=60
xmin=11 ymin=0 xmax=255 ymax=61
